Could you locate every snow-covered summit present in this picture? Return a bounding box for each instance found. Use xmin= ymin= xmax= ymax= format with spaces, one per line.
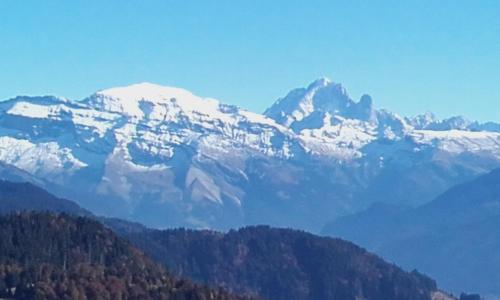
xmin=83 ymin=82 xmax=224 ymax=119
xmin=407 ymin=113 xmax=500 ymax=132
xmin=96 ymin=82 xmax=197 ymax=102
xmin=264 ymin=77 xmax=376 ymax=131
xmin=307 ymin=77 xmax=334 ymax=89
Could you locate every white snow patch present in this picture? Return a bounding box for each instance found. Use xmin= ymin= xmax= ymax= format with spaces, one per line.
xmin=0 ymin=136 xmax=87 ymax=177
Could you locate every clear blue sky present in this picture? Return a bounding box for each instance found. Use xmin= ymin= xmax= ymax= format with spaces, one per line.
xmin=1 ymin=0 xmax=499 ymax=121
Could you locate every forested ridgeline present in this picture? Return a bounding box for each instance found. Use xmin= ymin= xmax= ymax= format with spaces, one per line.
xmin=124 ymin=226 xmax=439 ymax=300
xmin=0 ymin=212 xmax=250 ymax=300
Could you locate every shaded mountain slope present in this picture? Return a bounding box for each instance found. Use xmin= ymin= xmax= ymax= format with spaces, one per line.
xmin=322 ymin=168 xmax=500 ymax=297
xmin=0 ymin=180 xmax=91 ymax=216
xmin=123 ymin=225 xmax=442 ymax=300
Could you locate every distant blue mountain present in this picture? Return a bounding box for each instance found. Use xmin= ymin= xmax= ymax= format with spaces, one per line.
xmin=323 ymin=168 xmax=500 ymax=298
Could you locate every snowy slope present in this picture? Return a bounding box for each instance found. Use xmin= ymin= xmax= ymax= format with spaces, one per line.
xmin=265 ymin=79 xmax=500 ymax=160
xmin=0 ymin=79 xmax=499 ymax=230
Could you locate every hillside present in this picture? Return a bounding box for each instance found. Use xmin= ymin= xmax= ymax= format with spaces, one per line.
xmin=123 ymin=225 xmax=442 ymax=300
xmin=0 ymin=212 xmax=247 ymax=300
xmin=323 ymin=168 xmax=500 ymax=297
xmin=0 ymin=180 xmax=90 ymax=216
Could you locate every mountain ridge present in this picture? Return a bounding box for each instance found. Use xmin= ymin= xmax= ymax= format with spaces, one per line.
xmin=119 ymin=225 xmax=447 ymax=300
xmin=0 ymin=78 xmax=499 ymax=230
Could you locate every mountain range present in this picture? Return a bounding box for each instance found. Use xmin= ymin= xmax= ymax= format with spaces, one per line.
xmin=0 ymin=78 xmax=499 ymax=231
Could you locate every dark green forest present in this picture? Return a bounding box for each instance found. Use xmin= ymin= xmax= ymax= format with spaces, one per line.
xmin=0 ymin=212 xmax=247 ymax=300
xmin=124 ymin=226 xmax=438 ymax=300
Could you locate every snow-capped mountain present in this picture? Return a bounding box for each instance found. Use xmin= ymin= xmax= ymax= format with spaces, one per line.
xmin=0 ymin=79 xmax=499 ymax=231
xmin=265 ymin=78 xmax=377 ymax=128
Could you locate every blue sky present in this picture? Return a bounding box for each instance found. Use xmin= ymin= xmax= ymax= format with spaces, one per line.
xmin=1 ymin=0 xmax=499 ymax=121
